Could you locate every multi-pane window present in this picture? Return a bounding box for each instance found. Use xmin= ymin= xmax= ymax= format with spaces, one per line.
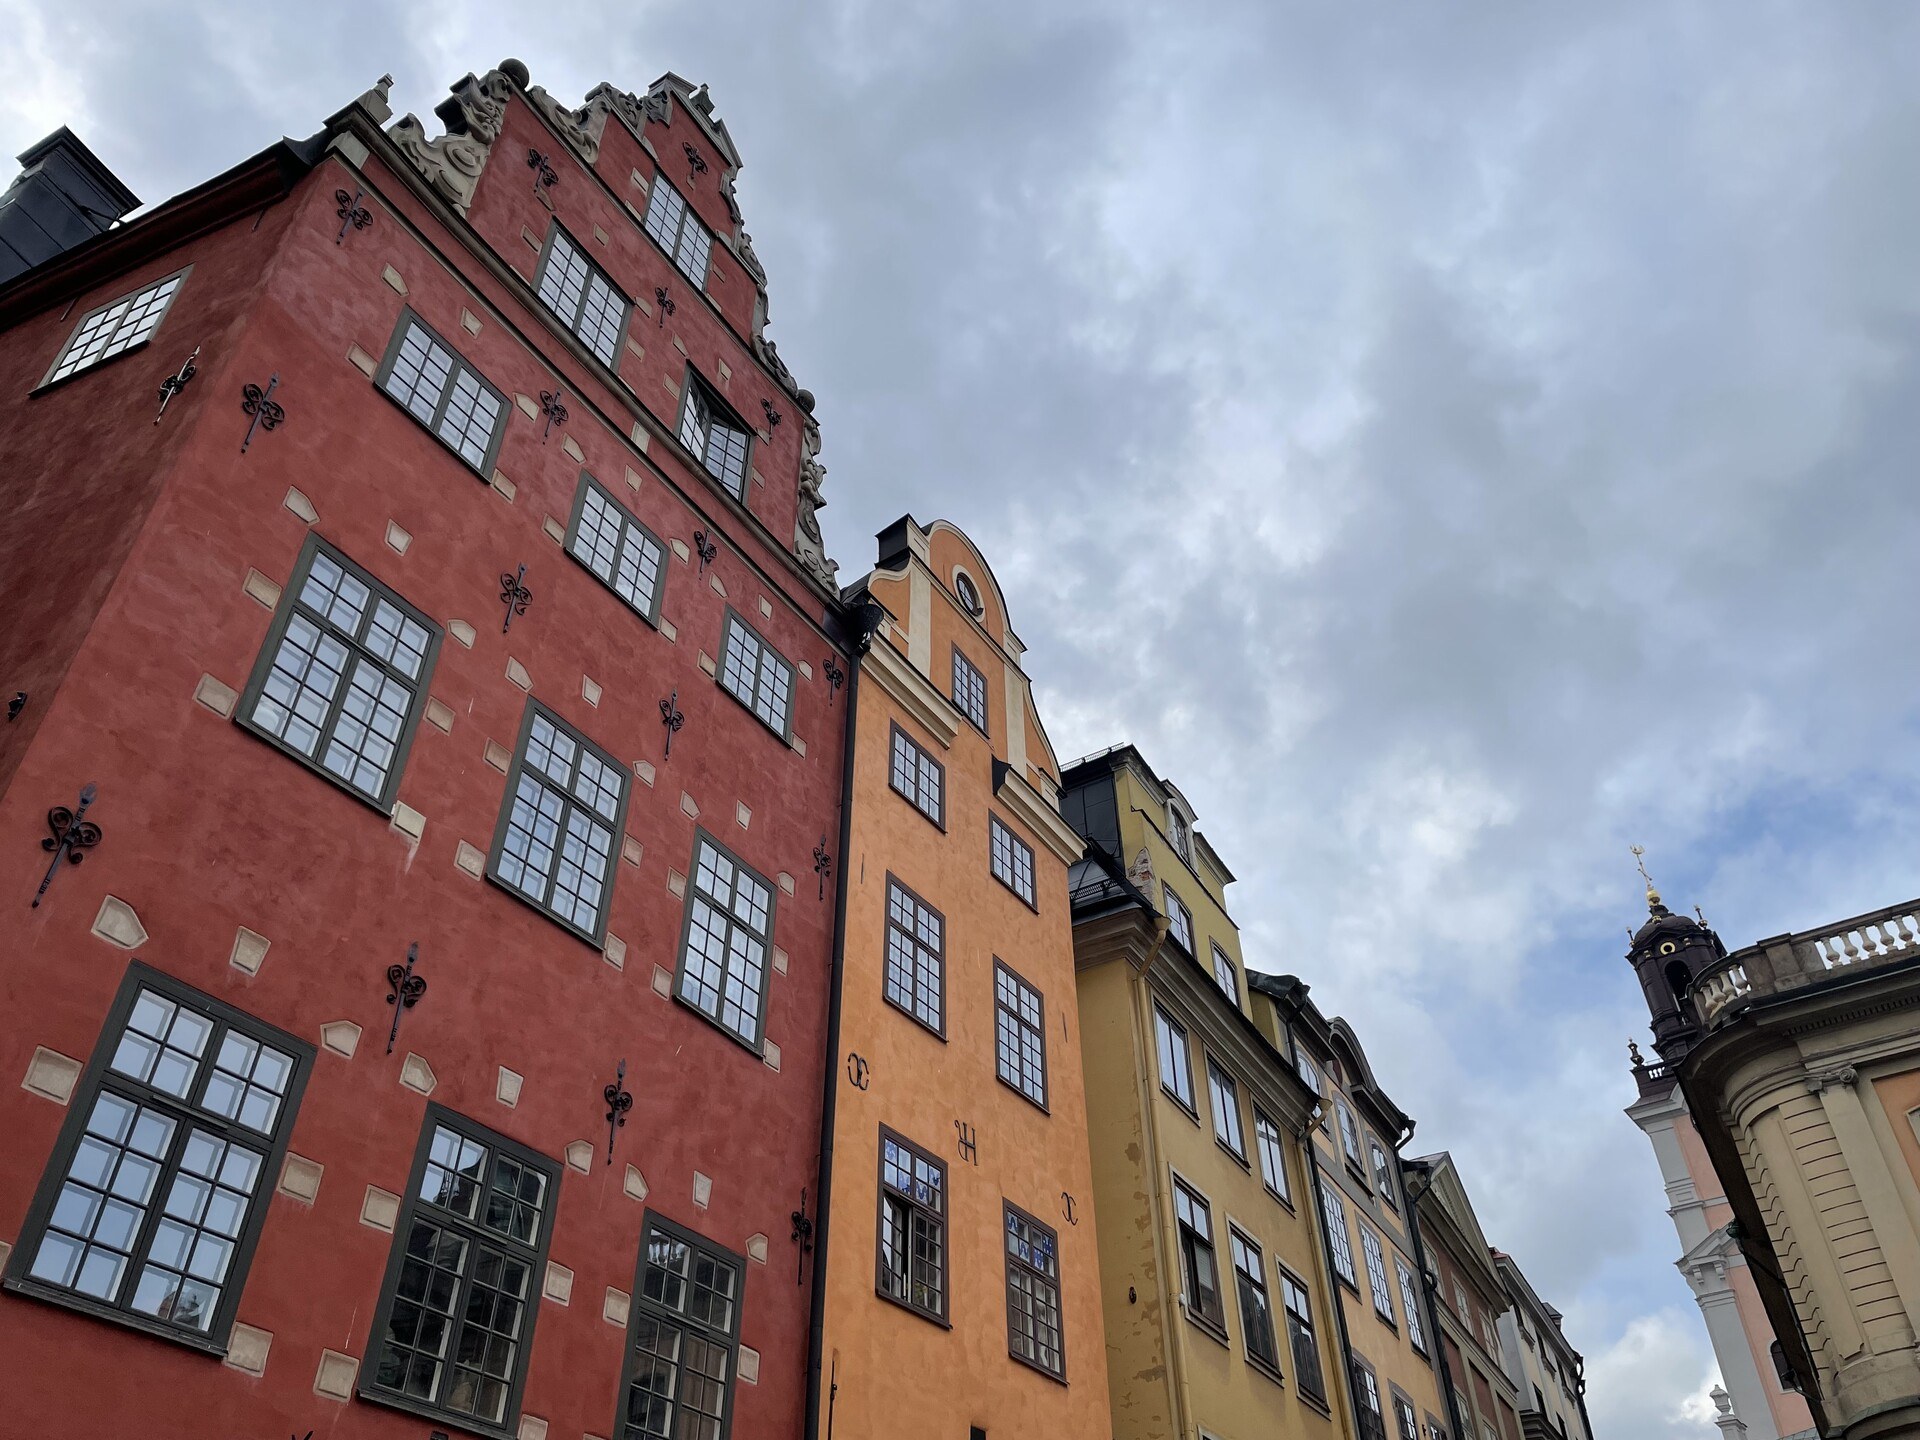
xmin=377 ymin=312 xmax=507 ymax=473
xmin=567 ymin=474 xmax=667 ymax=624
xmin=1004 ymin=1203 xmax=1064 ymax=1379
xmin=884 ymin=879 xmax=944 ymax=1035
xmin=994 ymin=962 xmax=1047 ymax=1109
xmin=1254 ymin=1109 xmax=1291 ymax=1203
xmin=888 ymin=724 xmax=944 ymax=826
xmin=1454 ymin=1280 xmax=1471 ymax=1323
xmin=367 ymin=1112 xmax=556 ymax=1431
xmin=239 ymin=538 xmax=439 ymax=810
xmin=1320 ymin=1181 xmax=1356 ymax=1287
xmin=989 ymin=815 xmax=1036 ymax=907
xmin=1210 ymin=944 xmax=1238 ymax=1002
xmin=1395 ymin=1396 xmax=1421 ymax=1440
xmin=1231 ymin=1229 xmax=1281 ymax=1376
xmin=620 ymin=1217 xmax=742 ymax=1440
xmin=536 ymin=225 xmax=627 ymax=366
xmin=1370 ymin=1139 xmax=1398 ymax=1208
xmin=489 ymin=702 xmax=628 ymax=943
xmin=718 ymin=611 xmax=794 ymax=737
xmin=1361 ymin=1225 xmax=1396 ymax=1323
xmin=951 ymin=647 xmax=988 ymax=732
xmin=1397 ymin=1257 xmax=1428 ymax=1353
xmin=1169 ymin=806 xmax=1193 ymax=863
xmin=679 ymin=374 xmax=751 ymax=499
xmin=1338 ymin=1099 xmax=1365 ymax=1168
xmin=675 ymin=834 xmax=775 ymax=1050
xmin=1296 ymin=1047 xmax=1329 ymax=1131
xmin=1352 ymin=1361 xmax=1388 ymax=1440
xmin=1173 ymin=1179 xmax=1224 ymax=1331
xmin=1207 ymin=1059 xmax=1245 ymax=1160
xmin=642 ymin=176 xmax=712 ymax=287
xmin=10 ymin=969 xmax=307 ymax=1345
xmin=43 ymin=270 xmax=186 ymax=385
xmin=1163 ymin=884 xmax=1194 ymax=954
xmin=1154 ymin=1005 xmax=1195 ymax=1111
xmin=1282 ymin=1272 xmax=1326 ymax=1403
xmin=878 ymin=1129 xmax=945 ymax=1323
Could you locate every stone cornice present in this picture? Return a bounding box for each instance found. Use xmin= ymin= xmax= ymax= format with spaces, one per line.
xmin=994 ymin=763 xmax=1082 ymax=867
xmin=1147 ymin=938 xmax=1319 ymax=1135
xmin=1073 ymin=905 xmax=1162 ymax=975
xmin=860 ymin=631 xmax=960 ymax=749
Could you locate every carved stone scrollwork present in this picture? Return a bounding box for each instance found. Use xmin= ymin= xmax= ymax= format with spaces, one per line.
xmin=735 ymin=229 xmax=768 ymax=288
xmin=1805 ymin=1065 xmax=1859 ymax=1095
xmin=526 ymin=84 xmax=602 ymax=162
xmin=387 ymin=69 xmax=514 ymax=213
xmin=795 ymin=442 xmax=839 ymax=589
xmin=754 ymin=336 xmax=800 ymax=400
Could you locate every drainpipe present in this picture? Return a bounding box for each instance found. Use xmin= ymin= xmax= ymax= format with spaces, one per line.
xmin=1305 ymin=1136 xmax=1365 ymax=1440
xmin=1403 ymin=1159 xmax=1469 ymax=1440
xmin=803 ymin=627 xmax=862 ymax=1440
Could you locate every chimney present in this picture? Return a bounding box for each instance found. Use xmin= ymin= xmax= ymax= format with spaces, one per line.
xmin=0 ymin=128 xmax=140 ymax=283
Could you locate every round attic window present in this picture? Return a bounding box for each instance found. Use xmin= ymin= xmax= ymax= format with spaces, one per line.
xmin=954 ymin=570 xmax=984 ymax=616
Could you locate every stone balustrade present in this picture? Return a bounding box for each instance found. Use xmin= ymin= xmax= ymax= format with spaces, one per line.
xmin=1694 ymin=900 xmax=1920 ymax=1025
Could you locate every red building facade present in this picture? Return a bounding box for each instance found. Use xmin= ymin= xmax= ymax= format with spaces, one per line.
xmin=0 ymin=61 xmax=848 ymax=1440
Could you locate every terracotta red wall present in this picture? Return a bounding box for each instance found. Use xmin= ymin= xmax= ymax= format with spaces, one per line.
xmin=0 ymin=84 xmax=845 ymax=1440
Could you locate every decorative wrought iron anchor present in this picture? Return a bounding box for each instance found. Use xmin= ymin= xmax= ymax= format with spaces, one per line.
xmin=240 ymin=375 xmax=284 ymax=453
xmin=604 ymin=1059 xmax=633 ymax=1165
xmin=33 ymin=782 xmax=101 ymax=908
xmin=385 ymin=942 xmax=427 ymax=1054
xmin=659 ymin=691 xmax=685 ymax=756
xmin=155 ymin=346 xmax=199 ymax=422
xmin=500 ymin=564 xmax=532 ymax=633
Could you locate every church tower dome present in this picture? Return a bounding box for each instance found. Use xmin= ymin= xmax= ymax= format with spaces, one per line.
xmin=1624 ymin=850 xmax=1727 ymax=1060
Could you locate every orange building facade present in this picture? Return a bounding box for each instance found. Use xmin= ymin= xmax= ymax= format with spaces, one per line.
xmin=811 ymin=517 xmax=1108 ymax=1438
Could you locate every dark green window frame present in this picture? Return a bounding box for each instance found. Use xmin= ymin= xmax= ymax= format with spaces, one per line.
xmin=672 ymin=828 xmax=778 ymax=1053
xmin=486 ymin=699 xmax=632 ymax=947
xmin=617 ymin=1213 xmax=746 ymax=1440
xmin=373 ymin=307 xmax=510 ymax=478
xmin=235 ymin=534 xmax=442 ymax=814
xmin=717 ymin=609 xmax=794 ymax=739
xmin=2 ymin=962 xmax=312 ymax=1356
xmin=534 ymin=221 xmax=629 ymax=368
xmin=359 ymin=1106 xmax=559 ymax=1439
xmin=565 ymin=471 xmax=669 ymax=626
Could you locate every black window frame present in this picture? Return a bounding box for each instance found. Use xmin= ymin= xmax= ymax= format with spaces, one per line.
xmin=1320 ymin=1179 xmax=1357 ymax=1290
xmin=1003 ymin=1200 xmax=1066 ymax=1382
xmin=2 ymin=962 xmax=312 ymax=1354
xmin=951 ymin=645 xmax=989 ymax=734
xmin=993 ymin=960 xmax=1048 ymax=1112
xmin=1163 ymin=883 xmax=1195 ymax=955
xmin=673 ymin=829 xmax=779 ymax=1053
xmin=37 ymin=266 xmax=190 ymax=391
xmin=1206 ymin=1055 xmax=1247 ymax=1163
xmin=883 ymin=875 xmax=946 ymax=1038
xmin=486 ymin=698 xmax=631 ymax=947
xmin=373 ymin=307 xmax=510 ymax=477
xmin=642 ymin=171 xmax=713 ymax=288
xmin=1168 ymin=804 xmax=1193 ymax=863
xmin=1352 ymin=1355 xmax=1389 ymax=1440
xmin=678 ymin=367 xmax=752 ymax=500
xmin=1230 ymin=1225 xmax=1283 ymax=1381
xmin=235 ymin=533 xmax=443 ymax=815
xmin=717 ymin=609 xmax=795 ymax=740
xmin=360 ymin=1106 xmax=559 ymax=1438
xmin=1254 ymin=1107 xmax=1292 ymax=1205
xmin=1172 ymin=1175 xmax=1226 ymax=1338
xmin=1360 ymin=1222 xmax=1397 ymax=1326
xmin=888 ymin=722 xmax=945 ymax=828
xmin=1397 ymin=1254 xmax=1429 ymax=1354
xmin=989 ymin=813 xmax=1037 ymax=909
xmin=876 ymin=1126 xmax=948 ymax=1326
xmin=1153 ymin=1003 xmax=1196 ymax=1115
xmin=1370 ymin=1137 xmax=1399 ymax=1210
xmin=1210 ymin=943 xmax=1238 ymax=1003
xmin=1337 ymin=1098 xmax=1366 ymax=1171
xmin=565 ymin=470 xmax=668 ymax=627
xmin=1394 ymin=1392 xmax=1422 ymax=1440
xmin=1282 ymin=1268 xmax=1327 ymax=1405
xmin=617 ymin=1212 xmax=746 ymax=1440
xmin=534 ymin=221 xmax=630 ymax=368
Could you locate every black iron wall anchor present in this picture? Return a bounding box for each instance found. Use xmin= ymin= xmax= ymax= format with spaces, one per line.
xmin=385 ymin=942 xmax=427 ymax=1055
xmin=954 ymin=1120 xmax=978 ymax=1165
xmin=603 ymin=1059 xmax=633 ymax=1165
xmin=1061 ymin=1191 xmax=1078 ymax=1226
xmin=790 ymin=1187 xmax=816 ymax=1285
xmin=155 ymin=346 xmax=200 ymax=422
xmin=7 ymin=691 xmax=26 ymax=722
xmin=527 ymin=148 xmax=558 ymax=194
xmin=334 ymin=187 xmax=373 ymax=243
xmin=654 ymin=286 xmax=675 ymax=328
xmin=33 ymin=782 xmax=101 ymax=908
xmin=845 ymin=1051 xmax=870 ymax=1090
xmin=500 ymin=565 xmax=532 ymax=633
xmin=813 ymin=835 xmax=832 ymax=901
xmin=659 ymin=691 xmax=685 ymax=756
xmin=761 ymin=398 xmax=782 ymax=433
xmin=239 ymin=375 xmax=284 ymax=453
xmin=539 ymin=389 xmax=568 ymax=443
xmin=692 ymin=530 xmax=717 ymax=572
xmin=683 ymin=141 xmax=708 ymax=183
xmin=822 ymin=655 xmax=845 ymax=706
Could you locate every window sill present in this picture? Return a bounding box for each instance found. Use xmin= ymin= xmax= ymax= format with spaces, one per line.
xmin=484 ymin=871 xmax=609 ymax=951
xmin=1 ymin=1274 xmax=232 ymax=1357
xmin=1216 ymin=1138 xmax=1252 ymax=1172
xmin=670 ymin=990 xmax=766 ymax=1059
xmin=1161 ymin=1086 xmax=1200 ymax=1124
xmin=371 ymin=380 xmax=499 ymax=481
xmin=30 ymin=338 xmax=157 ymax=398
xmin=991 ymin=873 xmax=1040 ymax=913
xmin=713 ymin=674 xmax=792 ymax=745
xmin=1263 ymin=1184 xmax=1296 ymax=1214
xmin=1009 ymin=1347 xmax=1069 ymax=1387
xmin=888 ymin=783 xmax=945 ymax=832
xmin=233 ymin=713 xmax=402 ymax=820
xmin=1182 ymin=1303 xmax=1231 ymax=1349
xmin=1247 ymin=1353 xmax=1288 ymax=1390
xmin=883 ymin=993 xmax=947 ymax=1043
xmin=874 ymin=1285 xmax=950 ymax=1330
xmin=1297 ymin=1386 xmax=1333 ymax=1419
xmin=562 ymin=547 xmax=667 ymax=633
xmin=357 ymin=1382 xmax=519 ymax=1440
xmin=996 ymin=1072 xmax=1050 ymax=1117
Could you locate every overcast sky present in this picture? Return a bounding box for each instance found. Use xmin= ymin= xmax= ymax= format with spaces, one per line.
xmin=9 ymin=3 xmax=1920 ymax=1434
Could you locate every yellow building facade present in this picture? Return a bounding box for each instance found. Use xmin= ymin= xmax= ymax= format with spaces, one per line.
xmin=1252 ymin=979 xmax=1455 ymax=1440
xmin=1063 ymin=745 xmax=1346 ymax=1440
xmin=813 ymin=517 xmax=1110 ymax=1439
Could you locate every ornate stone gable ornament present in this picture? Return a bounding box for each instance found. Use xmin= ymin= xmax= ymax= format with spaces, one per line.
xmin=387 ymin=66 xmax=516 ymax=214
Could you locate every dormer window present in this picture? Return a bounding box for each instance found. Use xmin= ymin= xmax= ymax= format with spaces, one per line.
xmin=1168 ymin=806 xmax=1193 ymax=864
xmin=678 ymin=371 xmax=751 ymax=499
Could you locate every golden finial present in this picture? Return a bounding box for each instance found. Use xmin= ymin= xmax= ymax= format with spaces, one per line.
xmin=1631 ymin=844 xmax=1661 ymax=909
